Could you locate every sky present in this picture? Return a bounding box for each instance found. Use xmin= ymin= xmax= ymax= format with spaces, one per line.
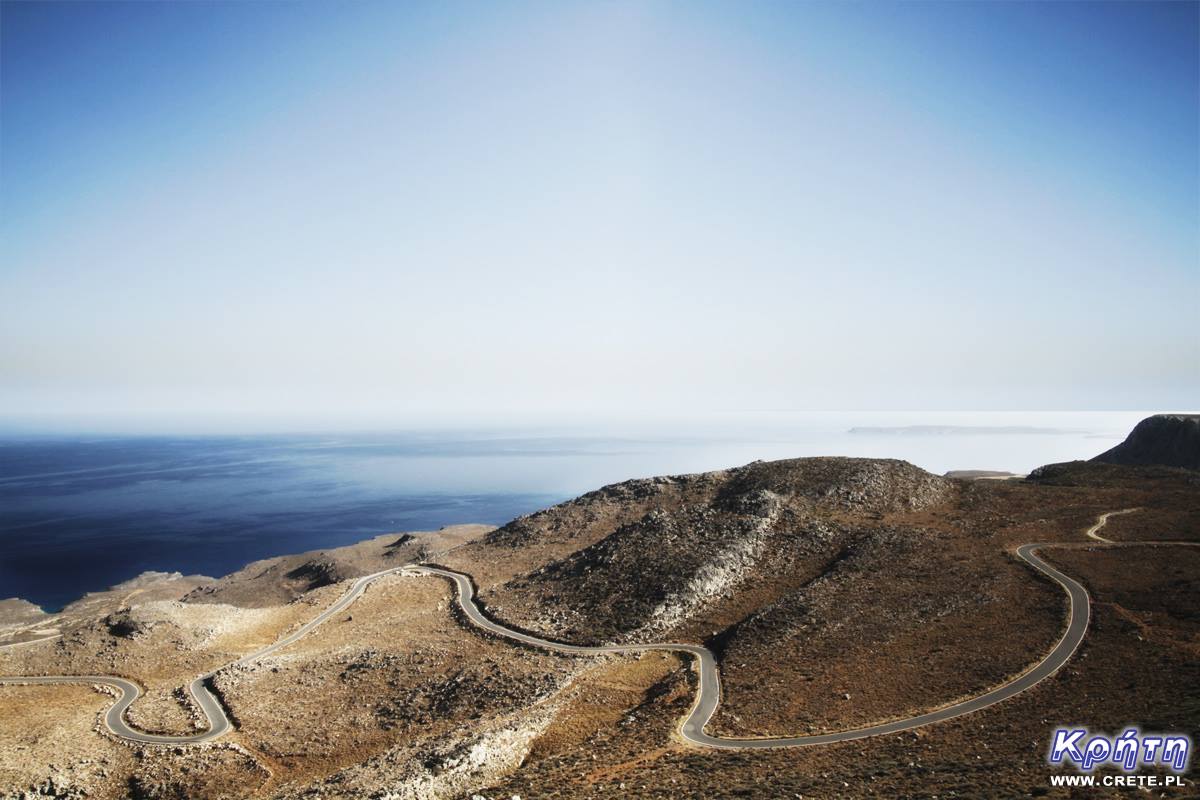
xmin=1 ymin=1 xmax=1197 ymax=432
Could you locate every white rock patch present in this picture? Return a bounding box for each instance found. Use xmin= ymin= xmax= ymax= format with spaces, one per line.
xmin=640 ymin=490 xmax=782 ymax=636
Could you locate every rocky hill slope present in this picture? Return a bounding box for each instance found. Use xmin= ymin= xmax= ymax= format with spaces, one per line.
xmin=3 ymin=447 xmax=1198 ymax=800
xmin=181 ymin=525 xmax=491 ymax=607
xmin=1093 ymin=413 xmax=1200 ymax=470
xmin=449 ymin=458 xmax=954 ymax=646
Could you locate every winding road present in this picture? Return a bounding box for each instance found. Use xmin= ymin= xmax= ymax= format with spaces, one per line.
xmin=403 ymin=534 xmax=1114 ymax=748
xmin=1086 ymin=508 xmax=1142 ymax=542
xmin=0 ymin=566 xmax=410 ymax=744
xmin=1 ymin=509 xmax=1188 ymax=749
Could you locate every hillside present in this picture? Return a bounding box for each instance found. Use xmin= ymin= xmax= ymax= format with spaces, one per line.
xmin=2 ymin=449 xmax=1198 ymax=799
xmin=1093 ymin=413 xmax=1200 ymax=470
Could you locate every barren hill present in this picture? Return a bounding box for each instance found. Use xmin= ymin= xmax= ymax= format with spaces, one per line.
xmin=448 ymin=458 xmax=953 ymax=646
xmin=1093 ymin=413 xmax=1200 ymax=470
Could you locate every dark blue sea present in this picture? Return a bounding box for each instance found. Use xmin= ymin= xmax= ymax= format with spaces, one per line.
xmin=0 ymin=434 xmax=576 ymax=611
xmin=0 ymin=415 xmax=1136 ymax=611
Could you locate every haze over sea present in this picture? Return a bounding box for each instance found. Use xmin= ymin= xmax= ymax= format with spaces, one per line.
xmin=0 ymin=411 xmax=1149 ymax=611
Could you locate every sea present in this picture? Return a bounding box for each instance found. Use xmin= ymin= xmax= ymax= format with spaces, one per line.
xmin=0 ymin=411 xmax=1147 ymax=611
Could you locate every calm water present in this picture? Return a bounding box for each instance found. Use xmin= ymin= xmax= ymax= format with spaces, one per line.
xmin=0 ymin=413 xmax=1143 ymax=611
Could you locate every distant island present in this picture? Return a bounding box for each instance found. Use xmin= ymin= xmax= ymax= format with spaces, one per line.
xmin=848 ymin=425 xmax=1079 ymax=436
xmin=942 ymin=469 xmax=1022 ymax=480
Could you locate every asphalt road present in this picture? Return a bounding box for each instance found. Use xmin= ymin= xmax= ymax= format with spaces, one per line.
xmin=407 ymin=507 xmax=1166 ymax=748
xmin=410 ymin=544 xmax=1089 ymax=749
xmin=2 ymin=509 xmax=1187 ymax=748
xmin=0 ymin=565 xmax=409 ymax=744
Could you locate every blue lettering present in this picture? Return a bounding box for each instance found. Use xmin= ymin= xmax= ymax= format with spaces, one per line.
xmin=1082 ymin=737 xmax=1112 ymax=770
xmin=1050 ymin=728 xmax=1086 ymax=764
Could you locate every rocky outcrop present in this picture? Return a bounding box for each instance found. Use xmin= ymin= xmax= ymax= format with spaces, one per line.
xmin=721 ymin=458 xmax=951 ymax=513
xmin=104 ymin=609 xmax=163 ymax=639
xmin=1093 ymin=414 xmax=1200 ymax=470
xmin=640 ymin=488 xmax=782 ymax=635
xmin=285 ymin=557 xmax=347 ymax=592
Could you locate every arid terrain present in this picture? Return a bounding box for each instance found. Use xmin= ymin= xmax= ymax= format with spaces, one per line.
xmin=2 ymin=418 xmax=1197 ymax=799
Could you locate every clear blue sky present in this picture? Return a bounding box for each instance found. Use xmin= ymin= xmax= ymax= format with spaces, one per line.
xmin=1 ymin=1 xmax=1197 ymax=430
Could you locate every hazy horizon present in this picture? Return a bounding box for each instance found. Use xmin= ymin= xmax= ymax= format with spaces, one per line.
xmin=3 ymin=2 xmax=1198 ymax=429
xmin=0 ymin=408 xmax=1185 ymax=438
xmin=0 ymin=410 xmax=1156 ymax=609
